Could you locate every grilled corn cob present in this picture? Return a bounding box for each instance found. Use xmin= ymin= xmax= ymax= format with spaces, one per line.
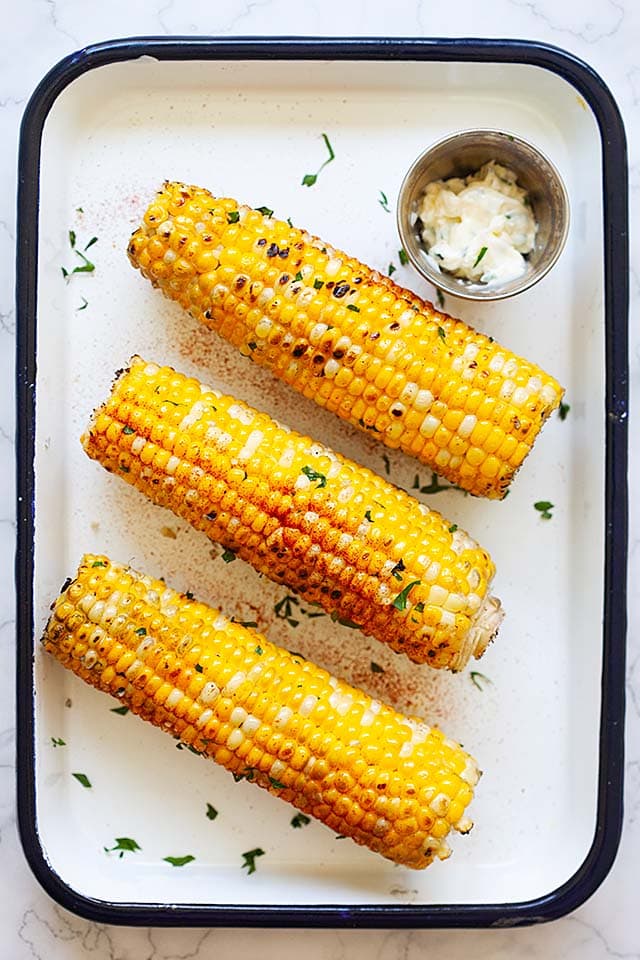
xmin=128 ymin=181 xmax=564 ymax=499
xmin=43 ymin=555 xmax=480 ymax=869
xmin=82 ymin=357 xmax=503 ymax=669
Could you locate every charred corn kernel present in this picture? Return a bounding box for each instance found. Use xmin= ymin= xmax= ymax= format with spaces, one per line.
xmin=82 ymin=358 xmax=504 ymax=670
xmin=43 ymin=556 xmax=480 ymax=869
xmin=128 ymin=182 xmax=564 ymax=499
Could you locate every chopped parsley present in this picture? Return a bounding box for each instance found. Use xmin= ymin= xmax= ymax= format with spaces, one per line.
xmin=163 ymin=855 xmax=195 ymax=867
xmin=241 ymin=848 xmax=265 ymax=875
xmin=301 ymin=465 xmax=327 ymax=488
xmin=233 ymin=769 xmax=256 ymax=783
xmin=119 ymin=464 xmax=130 ymax=473
xmin=254 ymin=645 xmax=263 ymax=656
xmin=221 ymin=549 xmax=237 ymax=563
xmin=256 ymin=206 xmax=273 ymax=217
xmin=195 ymin=663 xmax=204 ymax=673
xmin=287 ymin=217 xmax=293 ymax=227
xmin=364 ymin=509 xmax=373 ymax=522
xmin=122 ymin=425 xmax=134 ymax=435
xmin=437 ymin=325 xmax=446 ymax=342
xmin=313 ymin=278 xmax=324 ymax=289
xmin=62 ymin=232 xmax=97 ymax=278
xmin=388 ymin=263 xmax=396 ymax=276
xmin=227 ymin=211 xmax=240 ymax=223
xmin=412 ymin=471 xmax=458 ymax=495
xmin=51 ymin=737 xmax=66 ymax=747
xmin=391 ymin=558 xmax=406 ymax=581
xmin=76 ymin=206 xmax=83 ymax=213
xmin=378 ymin=190 xmax=390 ymax=213
xmin=235 ymin=620 xmax=258 ymax=630
xmin=346 ymin=304 xmax=360 ymax=312
xmin=291 ymin=812 xmax=311 ymax=828
xmin=382 ymin=453 xmax=391 ymax=475
xmin=68 ymin=229 xmax=76 ymax=248
xmin=135 ymin=627 xmax=147 ymax=636
xmin=110 ymin=705 xmax=129 ymax=716
xmin=301 ymin=133 xmax=335 ymax=187
xmin=392 ymin=580 xmax=421 ymax=611
xmin=370 ymin=661 xmax=384 ymax=674
xmin=269 ymin=777 xmax=287 ymax=790
xmin=330 ymin=612 xmax=360 ymax=629
xmin=473 ymin=246 xmax=488 ymax=268
xmin=534 ymin=500 xmax=554 ymax=520
xmin=204 ymin=511 xmax=217 ymax=521
xmin=248 ymin=341 xmax=257 ymax=351
xmin=77 ymin=297 xmax=88 ymax=311
xmin=206 ymin=803 xmax=218 ymax=821
xmin=470 ymin=671 xmax=492 ymax=691
xmin=558 ymin=401 xmax=570 ymax=421
xmin=72 ymin=772 xmax=92 ymax=788
xmin=414 ymin=602 xmax=425 ymax=613
xmin=448 ymin=524 xmax=458 ymax=533
xmin=294 ymin=271 xmax=303 ymax=282
xmin=435 ymin=289 xmax=445 ymax=309
xmin=104 ymin=837 xmax=141 ymax=858
xmin=91 ymin=560 xmax=106 ymax=568
xmin=398 ymin=248 xmax=409 ymax=266
xmin=274 ymin=594 xmax=301 ymax=628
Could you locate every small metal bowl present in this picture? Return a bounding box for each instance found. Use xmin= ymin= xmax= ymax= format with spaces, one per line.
xmin=396 ymin=129 xmax=570 ymax=302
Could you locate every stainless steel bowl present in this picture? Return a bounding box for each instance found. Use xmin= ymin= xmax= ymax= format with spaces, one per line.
xmin=396 ymin=129 xmax=570 ymax=302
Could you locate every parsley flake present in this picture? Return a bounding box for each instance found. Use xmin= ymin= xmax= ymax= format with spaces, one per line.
xmin=255 ymin=645 xmax=263 ymax=656
xmin=382 ymin=453 xmax=391 ymax=475
xmin=392 ymin=580 xmax=421 ymax=611
xmin=206 ymin=803 xmax=218 ymax=821
xmin=534 ymin=500 xmax=554 ymax=520
xmin=330 ymin=611 xmax=360 ymax=629
xmin=256 ymin=206 xmax=273 ymax=217
xmin=135 ymin=627 xmax=147 ymax=636
xmin=437 ymin=325 xmax=446 ymax=342
xmin=72 ymin=772 xmax=92 ymax=788
xmin=364 ymin=509 xmax=373 ymax=522
xmin=435 ymin=289 xmax=445 ymax=309
xmin=378 ymin=190 xmax=390 ymax=213
xmin=110 ymin=705 xmax=129 ymax=716
xmin=104 ymin=837 xmax=141 ymax=858
xmin=269 ymin=777 xmax=287 ymax=790
xmin=163 ymin=855 xmax=195 ymax=867
xmin=287 ymin=217 xmax=293 ymax=227
xmin=241 ymin=848 xmax=265 ymax=875
xmin=388 ymin=263 xmax=396 ymax=276
xmin=346 ymin=304 xmax=360 ymax=312
xmin=195 ymin=663 xmax=204 ymax=673
xmin=391 ymin=558 xmax=406 ymax=581
xmin=398 ymin=248 xmax=409 ymax=266
xmin=448 ymin=524 xmax=458 ymax=533
xmin=558 ymin=401 xmax=570 ymax=421
xmin=301 ymin=133 xmax=335 ymax=187
xmin=313 ymin=278 xmax=324 ymax=289
xmin=91 ymin=560 xmax=106 ymax=568
xmin=291 ymin=812 xmax=311 ymax=828
xmin=301 ymin=465 xmax=327 ymax=488
xmin=77 ymin=297 xmax=88 ymax=311
xmin=294 ymin=271 xmax=303 ymax=282
xmin=51 ymin=737 xmax=66 ymax=747
xmin=370 ymin=662 xmax=384 ymax=674
xmin=221 ymin=549 xmax=237 ymax=563
xmin=227 ymin=211 xmax=240 ymax=223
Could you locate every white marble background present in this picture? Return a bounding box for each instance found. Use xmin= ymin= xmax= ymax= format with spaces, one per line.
xmin=1 ymin=1 xmax=637 ymax=957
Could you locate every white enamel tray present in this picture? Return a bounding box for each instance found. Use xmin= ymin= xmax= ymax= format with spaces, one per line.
xmin=16 ymin=38 xmax=628 ymax=927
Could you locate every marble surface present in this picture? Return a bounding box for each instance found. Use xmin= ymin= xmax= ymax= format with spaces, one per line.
xmin=2 ymin=0 xmax=637 ymax=956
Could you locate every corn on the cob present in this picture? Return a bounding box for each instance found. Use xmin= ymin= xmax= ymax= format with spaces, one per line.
xmin=82 ymin=357 xmax=503 ymax=669
xmin=128 ymin=181 xmax=564 ymax=499
xmin=43 ymin=555 xmax=480 ymax=869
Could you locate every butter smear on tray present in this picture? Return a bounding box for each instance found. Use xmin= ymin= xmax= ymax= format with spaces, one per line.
xmin=419 ymin=161 xmax=537 ymax=285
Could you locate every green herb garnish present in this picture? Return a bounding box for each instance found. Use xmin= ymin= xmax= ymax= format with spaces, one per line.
xmin=534 ymin=500 xmax=554 ymax=520
xmin=256 ymin=206 xmax=273 ymax=217
xmin=287 ymin=217 xmax=293 ymax=227
xmin=195 ymin=663 xmax=204 ymax=673
xmin=346 ymin=304 xmax=360 ymax=312
xmin=254 ymin=645 xmax=263 ymax=655
xmin=227 ymin=211 xmax=240 ymax=223
xmin=301 ymin=133 xmax=335 ymax=187
xmin=391 ymin=558 xmax=405 ymax=581
xmin=437 ymin=326 xmax=446 ymax=342
xmin=241 ymin=848 xmax=265 ymax=875
xmin=370 ymin=662 xmax=384 ymax=674
xmin=364 ymin=509 xmax=373 ymax=522
xmin=301 ymin=465 xmax=327 ymax=488
xmin=110 ymin=705 xmax=129 ymax=716
xmin=329 ymin=611 xmax=360 ymax=629
xmin=558 ymin=401 xmax=570 ymax=421
xmin=392 ymin=580 xmax=421 ymax=611
xmin=398 ymin=248 xmax=409 ymax=266
xmin=436 ymin=289 xmax=445 ymax=309
xmin=388 ymin=263 xmax=396 ymax=276
xmin=274 ymin=594 xmax=301 ymax=628
xmin=135 ymin=627 xmax=147 ymax=636
xmin=51 ymin=737 xmax=66 ymax=747
xmin=473 ymin=246 xmax=488 ymax=268
xmin=233 ymin=769 xmax=256 ymax=783
xmin=313 ymin=278 xmax=324 ymax=289
xmin=378 ymin=190 xmax=390 ymax=213
xmin=470 ymin=671 xmax=492 ymax=691
xmin=104 ymin=837 xmax=141 ymax=858
xmin=414 ymin=602 xmax=425 ymax=613
xmin=122 ymin=425 xmax=134 ymax=435
xmin=269 ymin=777 xmax=287 ymax=790
xmin=163 ymin=855 xmax=195 ymax=867
xmin=291 ymin=813 xmax=311 ymax=828
xmin=206 ymin=803 xmax=218 ymax=821
xmin=221 ymin=549 xmax=237 ymax=563
xmin=448 ymin=524 xmax=458 ymax=533
xmin=294 ymin=271 xmax=303 ymax=282
xmin=77 ymin=297 xmax=88 ymax=311
xmin=92 ymin=560 xmax=106 ymax=568
xmin=382 ymin=453 xmax=391 ymax=475
xmin=72 ymin=772 xmax=92 ymax=788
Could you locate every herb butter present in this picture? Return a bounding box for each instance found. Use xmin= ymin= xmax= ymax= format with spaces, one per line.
xmin=419 ymin=161 xmax=537 ymax=285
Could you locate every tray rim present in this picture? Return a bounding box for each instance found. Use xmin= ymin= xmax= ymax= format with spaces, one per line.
xmin=15 ymin=35 xmax=629 ymax=929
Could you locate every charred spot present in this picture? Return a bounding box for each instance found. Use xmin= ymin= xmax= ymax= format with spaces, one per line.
xmin=513 ymin=416 xmax=521 ymax=429
xmin=257 ymin=238 xmax=267 ymax=246
xmin=313 ymin=354 xmax=325 ymax=364
xmin=326 ymin=281 xmax=335 ymax=289
xmin=202 ymin=234 xmax=213 ymax=242
xmin=60 ymin=577 xmax=73 ymax=593
xmin=292 ymin=344 xmax=307 ymax=358
xmin=376 ymin=783 xmax=387 ymax=791
xmin=333 ymin=282 xmax=350 ymax=298
xmin=332 ymin=348 xmax=345 ymax=359
xmin=279 ymin=274 xmax=290 ymax=285
xmin=235 ymin=276 xmax=247 ymax=290
xmin=353 ymin=277 xmax=362 ymax=284
xmin=292 ymin=287 xmax=301 ymax=295
xmin=469 ymin=360 xmax=478 ymax=369
xmin=266 ymin=243 xmax=279 ymax=257
xmin=427 ymin=650 xmax=436 ymax=658
xmin=152 ymin=478 xmax=159 ymax=485
xmin=293 ymin=259 xmax=302 ymax=267
xmin=278 ymin=247 xmax=290 ymax=259
xmin=391 ymin=407 xmax=403 ymax=417
xmin=370 ymin=332 xmax=380 ymax=341
xmin=204 ymin=309 xmax=212 ymax=319
xmin=294 ymin=242 xmax=304 ymax=250
xmin=330 ymin=589 xmax=342 ymax=600
xmin=389 ymin=322 xmax=400 ymax=331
